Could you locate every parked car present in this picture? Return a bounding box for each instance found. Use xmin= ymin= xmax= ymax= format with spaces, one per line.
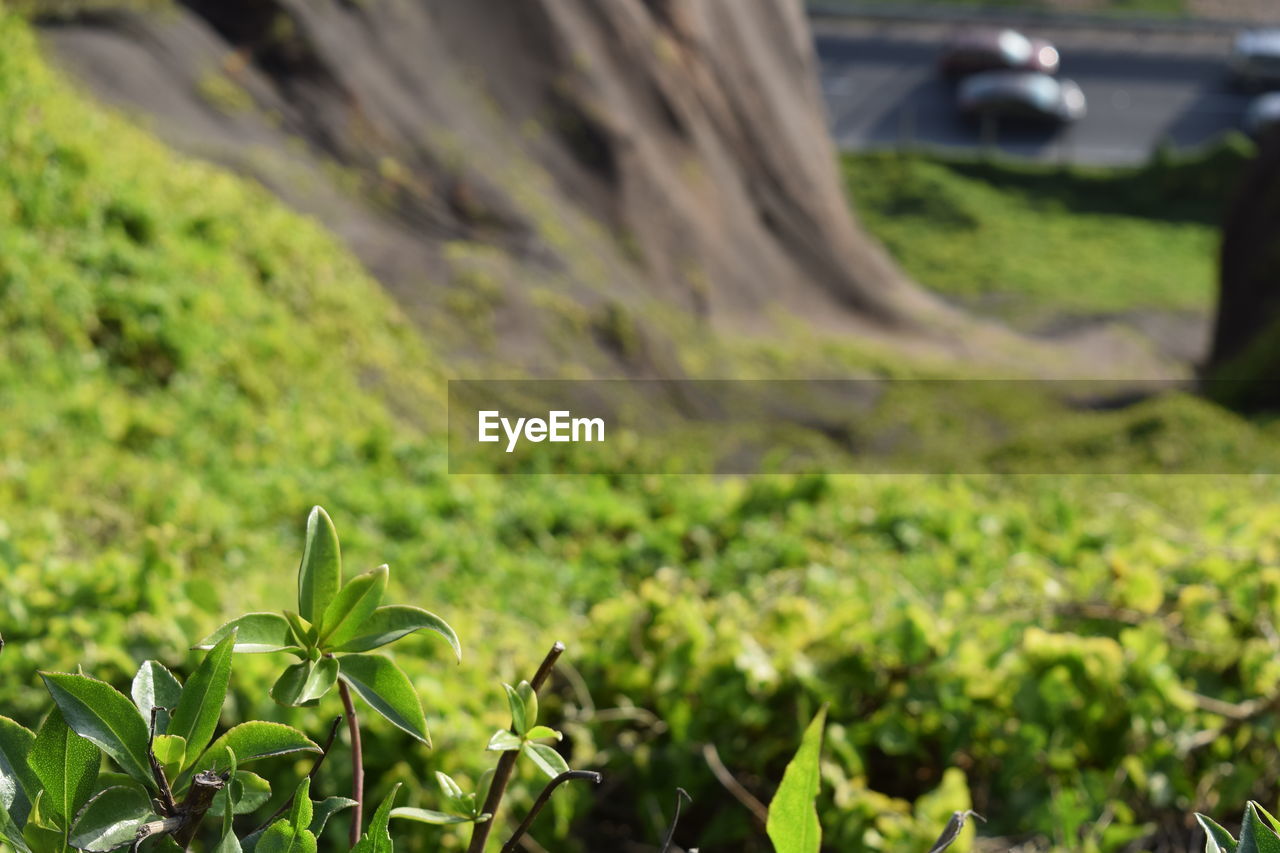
xmin=1244 ymin=91 xmax=1280 ymax=137
xmin=939 ymin=28 xmax=1060 ymax=78
xmin=957 ymin=71 xmax=1087 ymax=124
xmin=1231 ymin=29 xmax=1280 ymax=90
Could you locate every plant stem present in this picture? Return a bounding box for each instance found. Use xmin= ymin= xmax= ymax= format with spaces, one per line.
xmin=467 ymin=642 xmax=565 ymax=853
xmin=251 ymin=716 xmax=343 ymax=836
xmin=500 ymin=771 xmax=601 ymax=853
xmin=338 ymin=679 xmax=365 ymax=847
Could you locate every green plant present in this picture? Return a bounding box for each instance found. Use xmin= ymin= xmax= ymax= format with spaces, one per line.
xmin=0 ymin=508 xmax=600 ymax=853
xmin=1197 ymin=802 xmax=1280 ymax=852
xmin=196 ymin=506 xmax=459 ymax=844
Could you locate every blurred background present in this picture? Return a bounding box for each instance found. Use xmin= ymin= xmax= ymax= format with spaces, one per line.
xmin=5 ymin=0 xmax=1280 ymax=850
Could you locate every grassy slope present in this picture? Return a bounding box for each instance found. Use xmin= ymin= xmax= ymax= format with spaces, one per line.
xmin=5 ymin=11 xmax=1280 ymax=852
xmin=842 ymin=145 xmax=1250 ymax=320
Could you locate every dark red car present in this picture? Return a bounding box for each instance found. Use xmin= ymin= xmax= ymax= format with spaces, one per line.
xmin=939 ymin=28 xmax=1061 ymax=78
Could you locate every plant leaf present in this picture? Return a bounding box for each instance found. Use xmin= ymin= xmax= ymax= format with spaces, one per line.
xmin=337 ymin=655 xmax=429 ymax=745
xmin=517 ymin=682 xmax=538 ymax=730
xmin=525 ymin=726 xmax=561 ymax=743
xmin=212 ymin=747 xmax=243 ymax=853
xmin=521 ymin=743 xmax=569 ymax=780
xmin=283 ymin=612 xmax=317 ymax=651
xmin=213 ymin=825 xmax=244 ymax=853
xmin=40 ymin=673 xmax=152 ymax=792
xmin=390 ymin=808 xmax=475 ymax=826
xmin=308 ymin=797 xmax=356 ymax=837
xmin=255 ymin=820 xmax=316 ymax=853
xmin=503 ymin=684 xmax=528 ymax=737
xmin=297 ymin=506 xmax=342 ymax=630
xmin=351 ymin=784 xmax=399 ymax=853
xmin=169 ymin=632 xmax=236 ymax=766
xmin=212 ymin=771 xmax=272 ymax=817
xmin=195 ymin=614 xmax=302 ymax=655
xmin=129 ymin=662 xmax=182 ymax=735
xmin=331 ymin=606 xmax=460 ymax=662
xmin=0 ymin=716 xmax=37 ymax=828
xmin=1242 ymin=802 xmax=1280 ymax=853
xmin=435 ymin=772 xmax=463 ymax=802
xmin=766 ymin=707 xmax=826 ymax=853
xmin=269 ymin=659 xmax=338 ymax=708
xmin=1198 ymin=813 xmax=1239 ymax=853
xmin=189 ymin=723 xmax=320 ymax=778
xmin=150 ymin=735 xmax=185 ymax=778
xmin=27 ymin=709 xmax=100 ymax=827
xmin=319 ymin=566 xmax=388 ymax=648
xmin=285 ymin=778 xmax=313 ymax=832
xmin=485 ymin=731 xmax=522 ymax=752
xmin=68 ymin=786 xmax=154 ymax=852
xmin=0 ymin=798 xmax=32 ymax=853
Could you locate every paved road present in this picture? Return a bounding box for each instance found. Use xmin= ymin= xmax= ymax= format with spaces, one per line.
xmin=815 ymin=21 xmax=1254 ymax=164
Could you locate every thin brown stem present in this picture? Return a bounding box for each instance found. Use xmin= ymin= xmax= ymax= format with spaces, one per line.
xmin=499 ymin=771 xmax=600 ymax=853
xmin=338 ymin=679 xmax=365 ymax=847
xmin=702 ymin=742 xmax=767 ymax=825
xmin=250 ymin=716 xmax=343 ymax=836
xmin=467 ymin=642 xmax=565 ymax=853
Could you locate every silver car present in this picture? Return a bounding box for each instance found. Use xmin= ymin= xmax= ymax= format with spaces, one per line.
xmin=957 ymin=71 xmax=1087 ymax=124
xmin=1231 ymin=29 xmax=1280 ymax=89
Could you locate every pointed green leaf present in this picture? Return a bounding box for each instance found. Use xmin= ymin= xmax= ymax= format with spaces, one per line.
xmin=337 ymin=656 xmax=429 ymax=745
xmin=40 ymin=674 xmax=151 ymax=792
xmin=1242 ymin=802 xmax=1280 ymax=853
xmin=517 ymin=682 xmax=538 ymax=730
xmin=129 ymin=663 xmax=182 ymax=735
xmin=23 ymin=800 xmax=66 ymax=852
xmin=435 ymin=772 xmax=463 ymax=802
xmin=255 ymin=820 xmax=315 ymax=853
xmin=525 ymin=726 xmax=561 ymax=743
xmin=503 ymin=684 xmax=528 ymax=737
xmin=27 ymin=709 xmax=100 ymax=827
xmin=297 ymin=507 xmax=342 ymax=629
xmin=282 ymin=612 xmax=317 ymax=651
xmin=1259 ymin=803 xmax=1280 ymax=838
xmin=320 ymin=566 xmax=388 ymax=648
xmin=486 ymin=731 xmax=522 ymax=752
xmin=269 ymin=659 xmax=338 ymax=708
xmin=212 ymin=771 xmax=272 ymax=817
xmin=195 ymin=614 xmax=302 ymax=655
xmin=213 ymin=826 xmax=244 ymax=853
xmin=169 ymin=632 xmax=236 ymax=766
xmin=307 ymin=797 xmax=356 ymax=837
xmin=331 ymin=606 xmax=460 ymax=662
xmin=1197 ymin=814 xmax=1238 ymax=853
xmin=68 ymin=786 xmax=154 ymax=852
xmin=0 ymin=799 xmax=32 ymax=853
xmin=389 ymin=808 xmax=475 ymax=826
xmin=521 ymin=743 xmax=569 ymax=780
xmin=0 ymin=716 xmax=37 ymax=828
xmin=150 ymin=735 xmax=185 ymax=779
xmin=188 ymin=723 xmax=320 ymax=778
xmin=766 ymin=707 xmax=826 ymax=853
xmin=285 ymin=779 xmax=312 ymax=832
xmin=351 ymin=785 xmax=399 ymax=853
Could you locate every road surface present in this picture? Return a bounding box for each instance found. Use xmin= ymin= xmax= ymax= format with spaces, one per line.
xmin=815 ymin=20 xmax=1253 ymax=164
